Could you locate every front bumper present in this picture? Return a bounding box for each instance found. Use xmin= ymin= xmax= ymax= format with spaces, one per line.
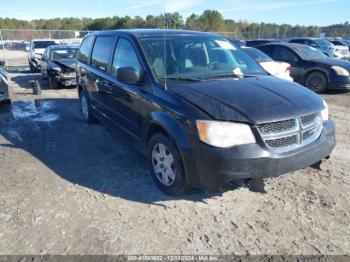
xmin=329 ymin=75 xmax=350 ymax=90
xmin=56 ymin=73 xmax=76 ymax=86
xmin=181 ymin=120 xmax=336 ymax=191
xmin=29 ymin=57 xmax=41 ymax=69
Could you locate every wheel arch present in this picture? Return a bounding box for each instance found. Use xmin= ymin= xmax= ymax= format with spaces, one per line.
xmin=142 ymin=111 xmax=192 ymax=150
xmin=303 ymin=68 xmax=330 ymax=86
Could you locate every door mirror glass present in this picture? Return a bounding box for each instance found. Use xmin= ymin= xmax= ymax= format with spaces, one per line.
xmin=117 ymin=67 xmax=141 ymax=84
xmin=0 ymin=60 xmax=5 ymax=67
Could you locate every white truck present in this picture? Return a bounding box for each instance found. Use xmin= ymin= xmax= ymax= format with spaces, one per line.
xmin=27 ymin=39 xmax=57 ymax=72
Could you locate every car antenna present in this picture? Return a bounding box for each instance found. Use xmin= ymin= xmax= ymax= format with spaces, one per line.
xmin=163 ymin=0 xmax=168 ymax=90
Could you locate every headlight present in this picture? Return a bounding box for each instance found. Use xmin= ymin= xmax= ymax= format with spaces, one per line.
xmin=331 ymin=66 xmax=349 ymax=76
xmin=196 ymin=120 xmax=256 ymax=148
xmin=321 ymin=100 xmax=329 ymax=121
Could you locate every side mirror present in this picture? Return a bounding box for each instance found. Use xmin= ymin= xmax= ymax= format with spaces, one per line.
xmin=0 ymin=60 xmax=6 ymax=67
xmin=116 ymin=67 xmax=141 ymax=85
xmin=310 ymin=43 xmax=319 ymax=48
xmin=25 ymin=46 xmax=30 ymax=52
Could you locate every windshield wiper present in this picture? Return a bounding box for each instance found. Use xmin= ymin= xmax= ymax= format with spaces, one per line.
xmin=159 ymin=76 xmax=203 ymax=82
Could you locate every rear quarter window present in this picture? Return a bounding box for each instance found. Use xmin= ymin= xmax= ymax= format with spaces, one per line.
xmin=91 ymin=36 xmax=116 ymax=70
xmin=78 ymin=36 xmax=94 ymax=64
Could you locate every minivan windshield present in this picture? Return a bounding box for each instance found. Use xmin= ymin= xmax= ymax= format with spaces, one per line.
xmin=139 ymin=36 xmax=267 ymax=82
xmin=293 ymin=45 xmax=327 ymax=60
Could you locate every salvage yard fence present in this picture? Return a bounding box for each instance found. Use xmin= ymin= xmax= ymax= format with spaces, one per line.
xmin=0 ymin=29 xmax=91 ymax=67
xmin=1 ymin=28 xmax=350 ymax=67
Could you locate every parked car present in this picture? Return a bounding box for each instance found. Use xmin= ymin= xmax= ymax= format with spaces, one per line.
xmin=242 ymin=46 xmax=293 ymax=81
xmin=27 ymin=39 xmax=57 ymax=72
xmin=41 ymin=45 xmax=79 ymax=89
xmin=288 ymin=38 xmax=347 ymax=58
xmin=328 ymin=40 xmax=350 ymax=59
xmin=0 ymin=60 xmax=10 ymax=104
xmin=76 ymin=30 xmax=335 ymax=195
xmin=246 ymin=39 xmax=283 ymax=48
xmin=257 ymin=43 xmax=350 ymax=93
xmin=228 ymin=39 xmax=246 ymax=47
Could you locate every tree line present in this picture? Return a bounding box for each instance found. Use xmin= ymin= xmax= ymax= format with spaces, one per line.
xmin=1 ymin=10 xmax=349 ymax=39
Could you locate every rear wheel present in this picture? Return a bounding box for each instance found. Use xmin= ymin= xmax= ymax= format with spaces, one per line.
xmin=305 ymin=71 xmax=327 ymax=93
xmin=79 ymin=89 xmax=96 ymax=123
xmin=148 ymin=133 xmax=191 ymax=195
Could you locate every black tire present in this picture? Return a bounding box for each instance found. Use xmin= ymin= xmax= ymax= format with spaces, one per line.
xmin=305 ymin=71 xmax=328 ymax=93
xmin=48 ymin=74 xmax=58 ymax=89
xmin=79 ymin=89 xmax=96 ymax=123
xmin=148 ymin=133 xmax=191 ymax=195
xmin=41 ymin=70 xmax=48 ymax=80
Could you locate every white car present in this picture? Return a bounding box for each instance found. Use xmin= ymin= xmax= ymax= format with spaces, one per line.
xmin=329 ymin=40 xmax=350 ymax=59
xmin=27 ymin=39 xmax=58 ymax=72
xmin=242 ymin=47 xmax=293 ymax=81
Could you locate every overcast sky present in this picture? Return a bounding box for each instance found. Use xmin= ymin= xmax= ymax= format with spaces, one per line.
xmin=0 ymin=0 xmax=348 ymax=26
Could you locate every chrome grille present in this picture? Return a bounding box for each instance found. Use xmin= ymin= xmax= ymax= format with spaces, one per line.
xmin=257 ymin=113 xmax=323 ymax=153
xmin=258 ymin=119 xmax=296 ymax=134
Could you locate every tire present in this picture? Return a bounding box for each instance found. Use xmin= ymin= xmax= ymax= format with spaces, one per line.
xmin=41 ymin=70 xmax=48 ymax=80
xmin=48 ymin=74 xmax=58 ymax=89
xmin=79 ymin=89 xmax=96 ymax=123
xmin=148 ymin=133 xmax=191 ymax=195
xmin=305 ymin=71 xmax=328 ymax=93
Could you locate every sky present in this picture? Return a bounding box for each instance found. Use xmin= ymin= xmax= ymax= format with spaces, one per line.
xmin=0 ymin=0 xmax=349 ymax=26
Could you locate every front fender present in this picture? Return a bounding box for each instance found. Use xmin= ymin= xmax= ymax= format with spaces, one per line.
xmin=142 ymin=111 xmax=193 ymax=150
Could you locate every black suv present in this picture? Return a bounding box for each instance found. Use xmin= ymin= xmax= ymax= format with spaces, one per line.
xmin=76 ymin=30 xmax=336 ymax=195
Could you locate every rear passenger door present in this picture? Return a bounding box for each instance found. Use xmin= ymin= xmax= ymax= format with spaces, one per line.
xmin=100 ymin=37 xmax=144 ymax=138
xmin=88 ymin=36 xmax=116 ymax=112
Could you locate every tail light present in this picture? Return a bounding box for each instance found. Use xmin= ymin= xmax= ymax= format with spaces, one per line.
xmin=285 ymin=66 xmax=291 ymax=74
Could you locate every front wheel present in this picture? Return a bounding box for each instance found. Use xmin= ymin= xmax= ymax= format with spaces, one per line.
xmin=305 ymin=72 xmax=327 ymax=93
xmin=148 ymin=133 xmax=191 ymax=195
xmin=48 ymin=74 xmax=58 ymax=89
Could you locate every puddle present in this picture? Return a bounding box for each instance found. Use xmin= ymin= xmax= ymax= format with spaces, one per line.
xmin=10 ymin=100 xmax=59 ymax=122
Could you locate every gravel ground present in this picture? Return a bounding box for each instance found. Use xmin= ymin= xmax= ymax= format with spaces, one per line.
xmin=0 ymin=70 xmax=349 ymax=255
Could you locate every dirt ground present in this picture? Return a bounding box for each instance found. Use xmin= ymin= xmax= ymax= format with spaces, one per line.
xmin=0 ymin=68 xmax=349 ymax=255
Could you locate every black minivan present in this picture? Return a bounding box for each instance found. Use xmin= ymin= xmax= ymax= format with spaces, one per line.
xmin=76 ymin=29 xmax=336 ymax=195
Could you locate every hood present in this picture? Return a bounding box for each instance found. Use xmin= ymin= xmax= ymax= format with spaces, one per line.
xmin=33 ymin=48 xmax=45 ymax=55
xmin=312 ymin=58 xmax=350 ymax=71
xmin=168 ymin=76 xmax=324 ymax=124
xmin=53 ymin=59 xmax=77 ymax=70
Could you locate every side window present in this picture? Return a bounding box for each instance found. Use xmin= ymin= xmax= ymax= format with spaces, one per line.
xmin=258 ymin=46 xmax=273 ymax=57
xmin=91 ymin=36 xmax=115 ymax=70
xmin=78 ymin=36 xmax=94 ymax=64
xmin=112 ymin=38 xmax=142 ymax=78
xmin=274 ymin=47 xmax=298 ymax=62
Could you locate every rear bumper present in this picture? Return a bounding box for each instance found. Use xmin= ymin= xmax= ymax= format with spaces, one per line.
xmin=181 ymin=120 xmax=336 ymax=191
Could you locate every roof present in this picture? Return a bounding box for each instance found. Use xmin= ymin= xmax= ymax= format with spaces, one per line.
xmin=89 ymin=29 xmax=218 ymax=38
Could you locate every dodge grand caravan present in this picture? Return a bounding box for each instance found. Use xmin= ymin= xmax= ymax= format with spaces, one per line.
xmin=76 ymin=30 xmax=336 ymax=195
